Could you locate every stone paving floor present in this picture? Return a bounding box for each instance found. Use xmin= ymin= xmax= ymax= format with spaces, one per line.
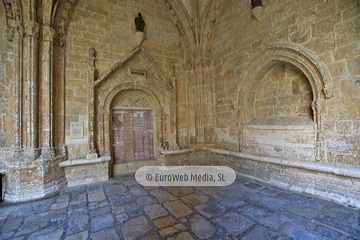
xmin=0 ymin=174 xmax=359 ymax=240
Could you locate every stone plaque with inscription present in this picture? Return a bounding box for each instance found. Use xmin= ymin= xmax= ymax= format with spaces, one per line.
xmin=70 ymin=122 xmax=84 ymax=139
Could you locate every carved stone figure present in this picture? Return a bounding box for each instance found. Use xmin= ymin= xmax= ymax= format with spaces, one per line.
xmin=251 ymin=0 xmax=262 ymax=8
xmin=135 ymin=12 xmax=145 ymax=32
xmin=165 ymin=0 xmax=172 ymax=10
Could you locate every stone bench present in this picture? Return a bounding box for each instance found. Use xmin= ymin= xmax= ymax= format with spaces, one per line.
xmin=59 ymin=156 xmax=111 ymax=187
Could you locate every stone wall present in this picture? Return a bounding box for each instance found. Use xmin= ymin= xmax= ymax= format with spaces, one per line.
xmin=64 ymin=0 xmax=184 ymax=160
xmin=213 ymin=0 xmax=359 ymax=166
xmin=0 ymin=4 xmax=8 ymax=151
xmin=210 ymin=149 xmax=360 ymax=207
xmin=0 ymin=4 xmax=7 ymax=170
xmin=255 ymin=64 xmax=313 ymax=118
xmin=0 ymin=0 xmax=358 ymax=205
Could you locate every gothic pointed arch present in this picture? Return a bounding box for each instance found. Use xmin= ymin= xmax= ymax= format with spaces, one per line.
xmin=234 ymin=44 xmax=334 ymax=161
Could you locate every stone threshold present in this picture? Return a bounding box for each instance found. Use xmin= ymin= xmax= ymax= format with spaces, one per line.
xmin=160 ymin=149 xmax=195 ymax=155
xmin=59 ymin=156 xmax=111 ymax=167
xmin=209 ymin=148 xmax=360 ymax=179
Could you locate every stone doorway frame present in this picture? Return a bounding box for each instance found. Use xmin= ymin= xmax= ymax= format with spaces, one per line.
xmin=110 ymin=90 xmax=158 ymax=174
xmin=101 ymin=85 xmax=165 ymax=175
xmin=234 ymin=44 xmax=334 ymax=161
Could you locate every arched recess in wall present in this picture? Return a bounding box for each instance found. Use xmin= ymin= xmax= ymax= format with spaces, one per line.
xmin=235 ymin=44 xmax=334 ymax=162
xmin=101 ymin=84 xmax=165 ymax=175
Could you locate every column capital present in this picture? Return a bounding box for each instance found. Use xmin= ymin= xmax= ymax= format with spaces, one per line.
xmin=7 ymin=19 xmax=23 ymax=41
xmin=42 ymin=26 xmax=56 ymax=42
xmin=24 ymin=21 xmax=40 ymax=38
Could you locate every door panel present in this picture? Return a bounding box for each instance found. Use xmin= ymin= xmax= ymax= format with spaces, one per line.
xmin=112 ymin=110 xmax=154 ymax=163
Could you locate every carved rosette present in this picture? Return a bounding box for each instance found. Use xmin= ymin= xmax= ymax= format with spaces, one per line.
xmin=24 ymin=21 xmax=40 ymax=38
xmin=42 ymin=26 xmax=56 ymax=42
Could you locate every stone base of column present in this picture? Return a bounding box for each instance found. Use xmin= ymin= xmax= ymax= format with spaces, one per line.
xmin=4 ymin=148 xmax=66 ymax=203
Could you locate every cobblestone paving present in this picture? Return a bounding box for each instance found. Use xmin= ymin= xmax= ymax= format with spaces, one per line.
xmin=1 ymin=174 xmax=359 ymax=240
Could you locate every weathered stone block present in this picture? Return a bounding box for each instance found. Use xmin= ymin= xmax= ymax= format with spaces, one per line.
xmin=346 ymin=56 xmax=360 ymax=75
xmin=303 ymin=34 xmax=335 ymax=54
xmin=315 ymin=0 xmax=336 ymax=21
xmin=312 ymin=14 xmax=340 ymax=37
xmin=335 ymin=18 xmax=360 ymax=47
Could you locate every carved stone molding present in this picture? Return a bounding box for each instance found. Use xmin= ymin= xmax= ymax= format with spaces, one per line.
xmin=42 ymin=26 xmax=56 ymax=42
xmin=24 ymin=21 xmax=40 ymax=38
xmin=93 ymin=46 xmax=173 ymax=93
xmin=235 ymin=44 xmax=334 ymax=102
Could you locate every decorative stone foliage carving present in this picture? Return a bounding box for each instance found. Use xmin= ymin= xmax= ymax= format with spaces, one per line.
xmin=24 ymin=21 xmax=39 ymax=38
xmin=116 ymin=95 xmax=151 ymax=108
xmin=4 ymin=0 xmax=23 ymax=41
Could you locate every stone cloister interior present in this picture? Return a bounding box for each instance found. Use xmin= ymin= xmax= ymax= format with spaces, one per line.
xmin=0 ymin=0 xmax=359 ymax=238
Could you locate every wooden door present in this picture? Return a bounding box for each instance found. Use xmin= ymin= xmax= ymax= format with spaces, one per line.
xmin=112 ymin=110 xmax=154 ymax=163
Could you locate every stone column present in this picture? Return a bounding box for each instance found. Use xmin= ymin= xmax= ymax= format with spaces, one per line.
xmin=87 ymin=47 xmax=98 ymax=159
xmin=168 ymin=64 xmax=180 ymax=150
xmin=23 ymin=20 xmax=40 ymax=156
xmin=39 ymin=26 xmax=56 ymax=159
xmin=194 ymin=66 xmax=205 ymax=144
xmin=7 ymin=19 xmax=23 ymax=149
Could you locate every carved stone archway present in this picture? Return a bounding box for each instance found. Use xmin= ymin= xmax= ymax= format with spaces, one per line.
xmin=234 ymin=44 xmax=334 ymax=161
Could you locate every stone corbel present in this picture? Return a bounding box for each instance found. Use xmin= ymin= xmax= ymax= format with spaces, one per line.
xmin=251 ymin=6 xmax=266 ymax=22
xmin=251 ymin=0 xmax=266 ymax=22
xmin=323 ymin=85 xmax=334 ymax=99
